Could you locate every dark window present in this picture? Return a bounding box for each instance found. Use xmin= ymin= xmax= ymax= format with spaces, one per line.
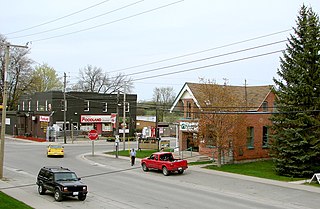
xmin=186 ymin=101 xmax=192 ymax=118
xmin=103 ymin=102 xmax=108 ymax=112
xmin=84 ymin=100 xmax=89 ymax=111
xmin=262 ymin=126 xmax=269 ymax=147
xmin=247 ymin=127 xmax=254 ymax=148
xmin=262 ymin=101 xmax=268 ymax=112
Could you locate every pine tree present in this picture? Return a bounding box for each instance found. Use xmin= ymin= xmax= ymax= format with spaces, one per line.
xmin=271 ymin=5 xmax=320 ymax=177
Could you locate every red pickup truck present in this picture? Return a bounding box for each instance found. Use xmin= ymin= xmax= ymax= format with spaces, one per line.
xmin=140 ymin=152 xmax=188 ymax=176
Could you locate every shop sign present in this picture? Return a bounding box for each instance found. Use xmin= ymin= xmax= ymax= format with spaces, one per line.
xmin=39 ymin=115 xmax=50 ymax=122
xmin=81 ymin=115 xmax=113 ymax=123
xmin=180 ymin=122 xmax=198 ymax=132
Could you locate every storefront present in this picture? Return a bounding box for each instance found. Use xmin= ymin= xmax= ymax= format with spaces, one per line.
xmin=179 ymin=121 xmax=199 ymax=151
xmin=80 ymin=114 xmax=116 ymax=135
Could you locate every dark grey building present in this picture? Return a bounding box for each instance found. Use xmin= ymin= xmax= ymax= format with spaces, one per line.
xmin=16 ymin=91 xmax=137 ymax=139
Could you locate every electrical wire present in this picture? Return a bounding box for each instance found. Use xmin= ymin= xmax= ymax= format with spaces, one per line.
xmin=9 ymin=0 xmax=145 ymax=39
xmin=108 ymin=29 xmax=292 ymax=73
xmin=26 ymin=0 xmax=185 ymax=43
xmin=131 ymin=49 xmax=283 ymax=82
xmin=119 ymin=40 xmax=286 ymax=78
xmin=4 ymin=0 xmax=112 ymax=36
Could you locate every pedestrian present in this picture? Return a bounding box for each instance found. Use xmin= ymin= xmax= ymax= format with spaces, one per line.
xmin=130 ymin=148 xmax=136 ymax=166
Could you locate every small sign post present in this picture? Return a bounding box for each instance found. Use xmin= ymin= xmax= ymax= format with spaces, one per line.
xmin=88 ymin=130 xmax=98 ymax=156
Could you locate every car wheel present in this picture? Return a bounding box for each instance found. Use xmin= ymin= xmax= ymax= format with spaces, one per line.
xmin=142 ymin=163 xmax=149 ymax=172
xmin=78 ymin=194 xmax=86 ymax=201
xmin=38 ymin=185 xmax=46 ymax=195
xmin=54 ymin=189 xmax=63 ymax=202
xmin=162 ymin=166 xmax=169 ymax=176
xmin=178 ymin=169 xmax=184 ymax=174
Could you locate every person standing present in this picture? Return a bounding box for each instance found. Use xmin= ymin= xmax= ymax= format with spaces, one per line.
xmin=130 ymin=148 xmax=136 ymax=166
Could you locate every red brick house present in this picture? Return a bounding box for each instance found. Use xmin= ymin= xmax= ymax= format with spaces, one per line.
xmin=170 ymin=82 xmax=276 ymax=163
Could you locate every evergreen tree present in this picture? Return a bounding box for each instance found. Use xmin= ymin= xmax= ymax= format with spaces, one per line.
xmin=271 ymin=5 xmax=320 ymax=177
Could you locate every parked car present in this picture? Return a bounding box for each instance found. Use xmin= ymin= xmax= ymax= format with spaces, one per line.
xmin=36 ymin=166 xmax=88 ymax=201
xmin=140 ymin=152 xmax=188 ymax=176
xmin=47 ymin=143 xmax=64 ymax=157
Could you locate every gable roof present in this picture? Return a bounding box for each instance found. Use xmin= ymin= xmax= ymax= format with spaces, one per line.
xmin=170 ymin=82 xmax=273 ymax=112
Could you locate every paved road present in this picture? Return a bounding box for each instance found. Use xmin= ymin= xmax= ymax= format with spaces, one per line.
xmin=1 ymin=136 xmax=320 ymax=209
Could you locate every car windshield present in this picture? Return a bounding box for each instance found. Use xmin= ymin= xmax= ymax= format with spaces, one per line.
xmin=50 ymin=145 xmax=62 ymax=149
xmin=55 ymin=172 xmax=78 ymax=181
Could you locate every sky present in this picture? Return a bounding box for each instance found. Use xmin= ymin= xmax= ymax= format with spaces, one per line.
xmin=1 ymin=0 xmax=319 ymax=101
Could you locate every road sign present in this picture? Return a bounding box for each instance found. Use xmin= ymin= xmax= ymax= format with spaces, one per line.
xmin=88 ymin=129 xmax=98 ymax=140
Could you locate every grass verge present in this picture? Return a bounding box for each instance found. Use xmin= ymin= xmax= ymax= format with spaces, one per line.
xmin=204 ymin=160 xmax=306 ymax=182
xmin=0 ymin=191 xmax=32 ymax=209
xmin=106 ymin=149 xmax=170 ymax=158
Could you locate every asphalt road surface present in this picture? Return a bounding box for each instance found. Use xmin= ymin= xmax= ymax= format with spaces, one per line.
xmin=1 ymin=137 xmax=320 ymax=209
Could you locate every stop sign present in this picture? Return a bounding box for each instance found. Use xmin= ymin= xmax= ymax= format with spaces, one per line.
xmin=88 ymin=129 xmax=98 ymax=140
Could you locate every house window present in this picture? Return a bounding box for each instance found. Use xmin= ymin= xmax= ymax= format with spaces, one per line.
xmin=103 ymin=102 xmax=108 ymax=112
xmin=247 ymin=126 xmax=254 ymax=148
xmin=22 ymin=101 xmax=25 ymax=111
xmin=125 ymin=102 xmax=129 ymax=112
xmin=61 ymin=100 xmax=67 ymax=111
xmin=36 ymin=101 xmax=39 ymax=111
xmin=262 ymin=101 xmax=268 ymax=112
xmin=262 ymin=126 xmax=269 ymax=147
xmin=28 ymin=101 xmax=31 ymax=111
xmin=84 ymin=100 xmax=89 ymax=111
xmin=186 ymin=101 xmax=192 ymax=118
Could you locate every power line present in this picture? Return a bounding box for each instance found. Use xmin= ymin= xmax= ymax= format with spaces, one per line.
xmin=121 ymin=40 xmax=286 ymax=78
xmin=108 ymin=29 xmax=292 ymax=73
xmin=26 ymin=0 xmax=185 ymax=43
xmin=4 ymin=0 xmax=111 ymax=36
xmin=131 ymin=49 xmax=283 ymax=82
xmin=9 ymin=0 xmax=144 ymax=39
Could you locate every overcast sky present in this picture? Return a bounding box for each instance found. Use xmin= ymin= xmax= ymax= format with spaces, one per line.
xmin=1 ymin=0 xmax=319 ymax=101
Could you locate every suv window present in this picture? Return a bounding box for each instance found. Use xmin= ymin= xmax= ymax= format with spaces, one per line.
xmin=55 ymin=172 xmax=78 ymax=181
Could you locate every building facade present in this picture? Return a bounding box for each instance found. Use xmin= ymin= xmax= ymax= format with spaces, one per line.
xmin=16 ymin=91 xmax=137 ymax=139
xmin=170 ymin=82 xmax=276 ymax=162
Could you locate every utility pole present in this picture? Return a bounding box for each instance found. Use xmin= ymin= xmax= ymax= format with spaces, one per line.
xmin=115 ymin=91 xmax=119 ymax=135
xmin=122 ymin=85 xmax=126 ymax=151
xmin=63 ymin=72 xmax=67 ymax=144
xmin=0 ymin=43 xmax=28 ymax=179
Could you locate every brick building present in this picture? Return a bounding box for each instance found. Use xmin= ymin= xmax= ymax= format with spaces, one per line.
xmin=170 ymin=82 xmax=275 ymax=163
xmin=16 ymin=91 xmax=137 ymax=139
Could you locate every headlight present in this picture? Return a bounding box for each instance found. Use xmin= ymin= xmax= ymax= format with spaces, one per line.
xmin=63 ymin=187 xmax=68 ymax=191
xmin=83 ymin=186 xmax=87 ymax=191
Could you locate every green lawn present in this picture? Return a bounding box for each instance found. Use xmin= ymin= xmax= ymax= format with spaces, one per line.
xmin=0 ymin=191 xmax=32 ymax=209
xmin=204 ymin=160 xmax=306 ymax=182
xmin=107 ymin=149 xmax=168 ymax=158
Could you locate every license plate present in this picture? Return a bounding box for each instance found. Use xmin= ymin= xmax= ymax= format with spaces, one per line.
xmin=73 ymin=192 xmax=79 ymax=195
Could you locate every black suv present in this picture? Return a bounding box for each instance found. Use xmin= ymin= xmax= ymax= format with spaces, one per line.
xmin=36 ymin=166 xmax=88 ymax=201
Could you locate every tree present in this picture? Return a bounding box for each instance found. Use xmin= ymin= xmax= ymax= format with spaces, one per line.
xmin=72 ymin=65 xmax=133 ymax=94
xmin=152 ymin=87 xmax=176 ymax=122
xmin=197 ymin=79 xmax=247 ymax=167
xmin=271 ymin=5 xmax=320 ymax=177
xmin=28 ymin=63 xmax=63 ymax=93
xmin=1 ymin=34 xmax=34 ymax=110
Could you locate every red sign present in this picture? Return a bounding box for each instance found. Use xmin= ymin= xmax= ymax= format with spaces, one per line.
xmin=88 ymin=129 xmax=98 ymax=140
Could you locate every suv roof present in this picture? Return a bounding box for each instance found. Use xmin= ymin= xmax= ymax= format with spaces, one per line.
xmin=41 ymin=166 xmax=72 ymax=173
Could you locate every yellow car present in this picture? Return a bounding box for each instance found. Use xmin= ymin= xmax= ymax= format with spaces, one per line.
xmin=47 ymin=144 xmax=64 ymax=157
